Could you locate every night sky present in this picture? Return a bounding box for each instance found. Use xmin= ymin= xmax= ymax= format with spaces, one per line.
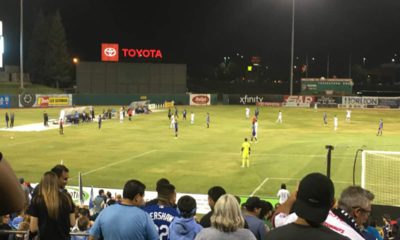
xmin=1 ymin=0 xmax=400 ymax=78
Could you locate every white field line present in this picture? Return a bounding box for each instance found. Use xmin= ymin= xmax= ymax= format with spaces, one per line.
xmin=158 ymin=150 xmax=352 ymax=159
xmin=76 ymin=150 xmax=158 ymax=177
xmin=250 ymin=178 xmax=269 ymax=196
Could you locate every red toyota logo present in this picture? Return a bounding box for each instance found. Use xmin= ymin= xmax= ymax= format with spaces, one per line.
xmin=104 ymin=47 xmax=117 ymax=57
xmin=101 ymin=43 xmax=119 ymax=61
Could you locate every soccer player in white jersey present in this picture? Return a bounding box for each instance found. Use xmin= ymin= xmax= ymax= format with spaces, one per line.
xmin=334 ymin=115 xmax=338 ymax=131
xmin=245 ymin=107 xmax=250 ymax=119
xmin=170 ymin=114 xmax=175 ymax=128
xmin=346 ymin=109 xmax=351 ymax=122
xmin=276 ymin=110 xmax=283 ymax=123
xmin=190 ymin=112 xmax=195 ymax=124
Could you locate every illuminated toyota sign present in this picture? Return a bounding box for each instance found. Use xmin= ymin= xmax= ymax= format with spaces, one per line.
xmin=101 ymin=43 xmax=163 ymax=62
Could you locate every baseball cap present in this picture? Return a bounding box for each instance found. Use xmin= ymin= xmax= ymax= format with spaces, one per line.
xmin=293 ymin=172 xmax=334 ymax=223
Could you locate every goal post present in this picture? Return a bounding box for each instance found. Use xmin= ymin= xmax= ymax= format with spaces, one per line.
xmin=361 ymin=150 xmax=400 ymax=206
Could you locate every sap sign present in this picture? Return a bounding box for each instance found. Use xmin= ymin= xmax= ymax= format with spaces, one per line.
xmin=284 ymin=95 xmax=315 ymax=107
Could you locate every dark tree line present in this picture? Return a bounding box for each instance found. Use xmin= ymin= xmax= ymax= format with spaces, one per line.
xmin=26 ymin=9 xmax=73 ymax=88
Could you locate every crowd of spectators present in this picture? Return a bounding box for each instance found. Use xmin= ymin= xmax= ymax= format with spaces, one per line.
xmin=2 ymin=154 xmax=400 ymax=240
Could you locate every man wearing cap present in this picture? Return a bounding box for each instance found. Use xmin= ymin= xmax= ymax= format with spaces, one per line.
xmin=243 ymin=196 xmax=268 ymax=240
xmin=266 ymin=172 xmax=349 ymax=239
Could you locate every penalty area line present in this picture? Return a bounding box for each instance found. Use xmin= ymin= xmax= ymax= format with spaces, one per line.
xmin=250 ymin=177 xmax=269 ymax=197
xmin=75 ymin=150 xmax=158 ymax=178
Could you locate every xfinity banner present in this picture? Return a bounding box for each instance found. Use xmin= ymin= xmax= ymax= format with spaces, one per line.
xmin=190 ymin=94 xmax=211 ymax=106
xmin=228 ymin=95 xmax=283 ymax=105
xmin=284 ymin=95 xmax=315 ymax=107
xmin=19 ymin=94 xmax=73 ymax=108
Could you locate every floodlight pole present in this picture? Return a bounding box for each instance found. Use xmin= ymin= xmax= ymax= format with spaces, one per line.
xmin=20 ymin=0 xmax=24 ymax=89
xmin=289 ymin=0 xmax=295 ymax=96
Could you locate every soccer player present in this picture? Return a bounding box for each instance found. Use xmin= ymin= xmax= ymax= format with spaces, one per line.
xmin=170 ymin=114 xmax=175 ymax=129
xmin=377 ymin=119 xmax=383 ymax=136
xmin=255 ymin=107 xmax=260 ymax=119
xmin=206 ymin=113 xmax=210 ymax=128
xmin=276 ymin=110 xmax=283 ymax=124
xmin=168 ymin=108 xmax=172 ymax=120
xmin=245 ymin=107 xmax=250 ymax=119
xmin=190 ymin=112 xmax=195 ymax=124
xmin=59 ymin=118 xmax=64 ymax=135
xmin=241 ymin=138 xmax=251 ymax=168
xmin=98 ymin=115 xmax=102 ymax=129
xmin=182 ymin=109 xmax=187 ymax=120
xmin=346 ymin=109 xmax=351 ymax=122
xmin=314 ymin=102 xmax=318 ymax=112
xmin=251 ymin=120 xmax=258 ymax=143
xmin=174 ymin=117 xmax=178 ymax=138
xmin=333 ymin=115 xmax=338 ymax=131
xmin=323 ymin=112 xmax=328 ymax=126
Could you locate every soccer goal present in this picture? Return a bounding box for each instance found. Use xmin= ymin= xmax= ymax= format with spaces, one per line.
xmin=361 ymin=150 xmax=400 ymax=206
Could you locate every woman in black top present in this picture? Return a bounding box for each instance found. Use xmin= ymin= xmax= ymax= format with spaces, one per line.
xmin=29 ymin=171 xmax=75 ymax=240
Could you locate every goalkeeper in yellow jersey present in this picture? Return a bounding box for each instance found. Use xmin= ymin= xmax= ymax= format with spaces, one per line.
xmin=241 ymin=138 xmax=251 ymax=168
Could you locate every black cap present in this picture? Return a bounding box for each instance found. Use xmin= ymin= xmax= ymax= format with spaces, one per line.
xmin=293 ymin=173 xmax=334 ymax=223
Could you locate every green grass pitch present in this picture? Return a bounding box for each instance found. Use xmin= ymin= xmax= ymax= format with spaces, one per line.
xmin=0 ymin=106 xmax=398 ymax=199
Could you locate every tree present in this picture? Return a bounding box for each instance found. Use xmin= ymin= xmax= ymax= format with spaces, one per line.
xmin=351 ymin=64 xmax=368 ymax=87
xmin=26 ymin=9 xmax=48 ymax=84
xmin=43 ymin=10 xmax=72 ymax=88
xmin=27 ymin=10 xmax=72 ymax=88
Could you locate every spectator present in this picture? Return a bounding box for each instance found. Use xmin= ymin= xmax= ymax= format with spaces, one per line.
xmin=195 ymin=194 xmax=256 ymax=240
xmin=242 ymin=197 xmax=268 ymax=239
xmin=365 ymin=218 xmax=383 ymax=240
xmin=89 ymin=179 xmax=158 ymax=240
xmin=143 ymin=183 xmax=179 ymax=240
xmin=258 ymin=200 xmax=274 ymax=231
xmin=92 ymin=189 xmax=106 ymax=217
xmin=199 ymin=186 xmax=226 ymax=228
xmin=0 ymin=215 xmax=11 ymax=240
xmin=19 ymin=178 xmax=31 ymax=207
xmin=0 ymin=153 xmax=25 ymax=215
xmin=266 ymin=172 xmax=348 ymax=240
xmin=383 ymin=214 xmax=394 ymax=240
xmin=169 ymin=195 xmax=203 ymax=240
xmin=277 ymin=183 xmax=290 ymax=204
xmin=32 ymin=164 xmax=71 ymax=199
xmin=272 ymin=184 xmax=375 ymax=240
xmin=146 ymin=178 xmax=171 ymax=206
xmin=28 ymin=171 xmax=75 ymax=240
xmin=72 ymin=216 xmax=91 ymax=240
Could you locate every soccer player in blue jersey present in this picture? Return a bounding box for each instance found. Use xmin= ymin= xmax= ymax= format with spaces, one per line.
xmin=143 ymin=183 xmax=179 ymax=240
xmin=377 ymin=119 xmax=383 ymax=136
xmin=174 ymin=117 xmax=178 ymax=138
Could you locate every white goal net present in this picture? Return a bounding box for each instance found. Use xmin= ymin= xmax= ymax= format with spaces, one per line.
xmin=361 ymin=150 xmax=400 ymax=206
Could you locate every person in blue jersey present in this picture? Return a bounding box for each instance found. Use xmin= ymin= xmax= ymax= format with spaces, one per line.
xmin=323 ymin=112 xmax=328 ymax=126
xmin=89 ymin=179 xmax=158 ymax=240
xmin=182 ymin=109 xmax=187 ymax=120
xmin=377 ymin=119 xmax=383 ymax=136
xmin=206 ymin=113 xmax=210 ymax=128
xmin=143 ymin=183 xmax=179 ymax=240
xmin=174 ymin=117 xmax=179 ymax=138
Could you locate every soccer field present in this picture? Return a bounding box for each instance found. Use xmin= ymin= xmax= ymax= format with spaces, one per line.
xmin=1 ymin=106 xmax=399 ymax=199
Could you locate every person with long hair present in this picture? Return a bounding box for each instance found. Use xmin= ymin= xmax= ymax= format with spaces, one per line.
xmin=29 ymin=171 xmax=75 ymax=240
xmin=195 ymin=194 xmax=256 ymax=240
